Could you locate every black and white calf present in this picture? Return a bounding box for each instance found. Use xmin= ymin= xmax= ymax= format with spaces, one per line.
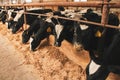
xmin=29 ymin=10 xmax=78 ymax=51
xmin=22 ymin=16 xmax=47 ymax=44
xmin=29 ymin=11 xmax=73 ymax=51
xmin=52 ymin=13 xmax=75 ymax=47
xmin=86 ymin=32 xmax=120 ymax=80
xmin=0 ymin=10 xmax=7 ymax=24
xmin=10 ymin=8 xmax=52 ymax=34
xmin=76 ymin=9 xmax=120 ymax=80
xmin=52 ymin=10 xmax=88 ymax=50
xmin=6 ymin=8 xmax=23 ymax=29
xmin=30 ymin=17 xmax=55 ymax=51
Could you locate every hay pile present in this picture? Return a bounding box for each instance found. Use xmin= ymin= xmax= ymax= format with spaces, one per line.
xmin=0 ymin=23 xmax=119 ymax=80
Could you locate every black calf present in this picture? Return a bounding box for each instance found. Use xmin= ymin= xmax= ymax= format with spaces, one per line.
xmin=0 ymin=11 xmax=7 ymax=24
xmin=22 ymin=17 xmax=45 ymax=44
xmin=30 ymin=21 xmax=54 ymax=51
xmin=79 ymin=9 xmax=120 ymax=80
xmin=11 ymin=9 xmax=53 ymax=34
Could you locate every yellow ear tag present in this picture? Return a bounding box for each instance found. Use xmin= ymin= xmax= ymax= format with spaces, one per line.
xmin=95 ymin=30 xmax=102 ymax=37
xmin=47 ymin=27 xmax=51 ymax=32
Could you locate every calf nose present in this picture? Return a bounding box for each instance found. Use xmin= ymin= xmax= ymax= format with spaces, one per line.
xmin=30 ymin=46 xmax=36 ymax=51
xmin=54 ymin=42 xmax=61 ymax=47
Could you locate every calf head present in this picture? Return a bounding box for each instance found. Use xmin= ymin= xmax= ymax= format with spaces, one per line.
xmin=12 ymin=16 xmax=24 ymax=34
xmin=54 ymin=24 xmax=64 ymax=47
xmin=86 ymin=60 xmax=110 ymax=80
xmin=0 ymin=11 xmax=7 ymax=24
xmin=22 ymin=29 xmax=32 ymax=44
xmin=30 ymin=37 xmax=40 ymax=51
xmin=6 ymin=20 xmax=17 ymax=29
xmin=80 ymin=10 xmax=120 ymax=80
xmin=30 ymin=21 xmax=54 ymax=51
xmin=77 ymin=22 xmax=93 ymax=50
xmin=30 ymin=32 xmax=49 ymax=51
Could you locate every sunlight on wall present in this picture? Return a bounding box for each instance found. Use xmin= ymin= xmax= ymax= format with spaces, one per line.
xmin=74 ymin=0 xmax=87 ymax=2
xmin=81 ymin=0 xmax=87 ymax=1
xmin=26 ymin=0 xmax=32 ymax=3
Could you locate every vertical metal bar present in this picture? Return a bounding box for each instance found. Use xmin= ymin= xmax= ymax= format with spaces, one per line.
xmin=23 ymin=4 xmax=27 ymax=30
xmin=5 ymin=6 xmax=8 ymax=21
xmin=101 ymin=0 xmax=110 ymax=25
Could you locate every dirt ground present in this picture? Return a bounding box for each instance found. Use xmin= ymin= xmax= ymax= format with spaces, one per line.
xmin=0 ymin=23 xmax=120 ymax=80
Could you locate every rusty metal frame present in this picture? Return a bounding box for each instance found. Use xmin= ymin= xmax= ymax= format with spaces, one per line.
xmin=0 ymin=2 xmax=120 ymax=8
xmin=25 ymin=12 xmax=120 ymax=29
xmin=101 ymin=0 xmax=110 ymax=25
xmin=0 ymin=1 xmax=120 ymax=29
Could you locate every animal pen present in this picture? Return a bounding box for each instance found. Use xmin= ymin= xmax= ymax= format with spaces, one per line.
xmin=0 ymin=0 xmax=120 ymax=80
xmin=0 ymin=0 xmax=120 ymax=29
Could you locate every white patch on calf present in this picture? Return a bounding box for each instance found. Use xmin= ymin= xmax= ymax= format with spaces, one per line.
xmin=27 ymin=7 xmax=43 ymax=11
xmin=89 ymin=60 xmax=101 ymax=75
xmin=45 ymin=13 xmax=53 ymax=23
xmin=119 ymin=24 xmax=120 ymax=27
xmin=79 ymin=8 xmax=88 ymax=14
xmin=80 ymin=24 xmax=88 ymax=30
xmin=30 ymin=37 xmax=33 ymax=51
xmin=69 ymin=13 xmax=76 ymax=18
xmin=5 ymin=22 xmax=8 ymax=28
xmin=118 ymin=24 xmax=120 ymax=31
xmin=55 ymin=24 xmax=64 ymax=39
xmin=64 ymin=9 xmax=75 ymax=13
xmin=61 ymin=9 xmax=74 ymax=15
xmin=45 ymin=18 xmax=52 ymax=23
xmin=14 ymin=10 xmax=24 ymax=22
xmin=7 ymin=9 xmax=14 ymax=20
xmin=61 ymin=11 xmax=66 ymax=14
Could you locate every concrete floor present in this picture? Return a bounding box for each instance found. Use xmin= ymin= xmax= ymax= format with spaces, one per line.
xmin=0 ymin=34 xmax=41 ymax=80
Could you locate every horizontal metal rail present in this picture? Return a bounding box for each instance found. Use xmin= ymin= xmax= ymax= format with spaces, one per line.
xmin=0 ymin=2 xmax=120 ymax=8
xmin=0 ymin=1 xmax=119 ymax=30
xmin=25 ymin=12 xmax=120 ymax=29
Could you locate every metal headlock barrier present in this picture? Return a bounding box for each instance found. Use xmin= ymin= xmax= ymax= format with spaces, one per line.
xmin=25 ymin=12 xmax=120 ymax=29
xmin=0 ymin=0 xmax=120 ymax=29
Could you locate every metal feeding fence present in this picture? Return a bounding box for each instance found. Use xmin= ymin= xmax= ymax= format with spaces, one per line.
xmin=0 ymin=0 xmax=120 ymax=29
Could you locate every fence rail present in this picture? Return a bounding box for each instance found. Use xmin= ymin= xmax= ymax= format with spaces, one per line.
xmin=25 ymin=12 xmax=120 ymax=29
xmin=0 ymin=1 xmax=119 ymax=29
xmin=0 ymin=2 xmax=120 ymax=8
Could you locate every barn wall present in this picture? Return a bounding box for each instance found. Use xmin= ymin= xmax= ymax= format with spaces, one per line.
xmin=32 ymin=0 xmax=41 ymax=3
xmin=88 ymin=0 xmax=120 ymax=1
xmin=43 ymin=0 xmax=66 ymax=2
xmin=0 ymin=0 xmax=120 ymax=4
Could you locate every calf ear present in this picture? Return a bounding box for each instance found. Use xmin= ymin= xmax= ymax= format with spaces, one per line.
xmin=47 ymin=27 xmax=51 ymax=32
